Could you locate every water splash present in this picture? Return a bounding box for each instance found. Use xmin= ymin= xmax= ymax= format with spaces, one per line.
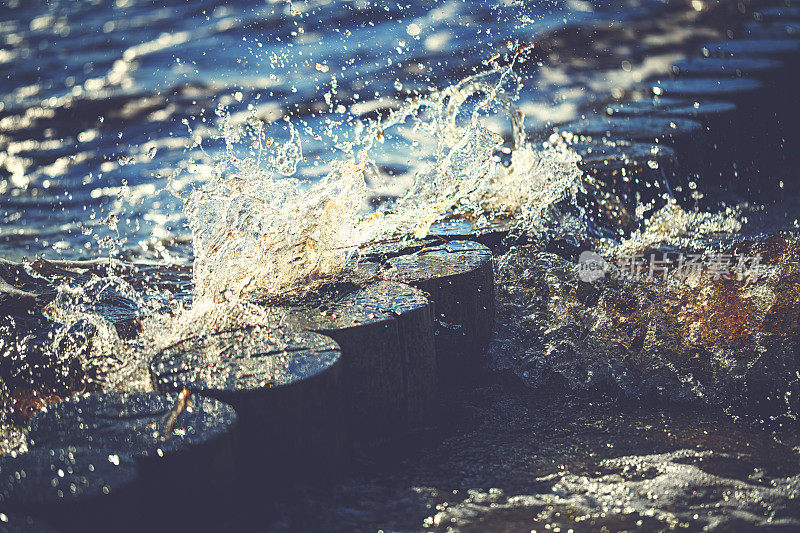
xmin=480 ymin=138 xmax=586 ymax=243
xmin=3 ymin=51 xmax=568 ymax=445
xmin=184 ymin=113 xmax=370 ymax=303
xmin=0 ymin=5 xmax=785 ymax=455
xmin=492 ymin=226 xmax=800 ymax=423
xmin=182 ymin=52 xmax=586 ymax=305
xmin=361 ymin=65 xmax=520 ymax=240
xmin=606 ymin=200 xmax=746 ymax=259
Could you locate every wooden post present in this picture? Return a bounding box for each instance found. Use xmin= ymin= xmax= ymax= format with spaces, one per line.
xmin=381 ymin=241 xmax=495 ymax=385
xmin=28 ymin=391 xmax=238 ymax=527
xmin=0 ymin=446 xmax=142 ymax=533
xmin=151 ymin=326 xmax=344 ymax=488
xmin=271 ymin=281 xmax=437 ymax=440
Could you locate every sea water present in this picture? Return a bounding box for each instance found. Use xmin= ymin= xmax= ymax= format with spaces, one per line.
xmin=2 ymin=0 xmax=800 ymax=529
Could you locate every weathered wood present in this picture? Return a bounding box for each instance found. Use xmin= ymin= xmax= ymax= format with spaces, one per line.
xmin=27 ymin=391 xmax=237 ymax=527
xmin=369 ymin=281 xmax=437 ymax=431
xmin=0 ymin=446 xmax=141 ymax=532
xmin=272 ymin=281 xmax=437 ymax=439
xmin=151 ymin=326 xmax=344 ymax=484
xmin=380 ymin=241 xmax=495 ymax=384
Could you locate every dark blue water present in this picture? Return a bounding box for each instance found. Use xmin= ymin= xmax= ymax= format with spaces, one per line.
xmin=8 ymin=2 xmax=800 ymax=531
xmin=0 ymin=0 xmax=650 ymax=263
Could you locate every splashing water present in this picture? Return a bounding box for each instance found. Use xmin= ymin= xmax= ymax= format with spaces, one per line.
xmin=6 ymin=2 xmax=800 ymax=529
xmin=425 ymin=449 xmax=800 ymax=530
xmin=1 ymin=0 xmax=787 ymax=456
xmin=606 ymin=200 xmax=746 ymax=259
xmin=182 ymin=53 xmax=588 ymax=308
xmin=5 ymin=46 xmax=754 ymax=415
xmin=480 ymin=138 xmax=586 ymax=243
xmin=184 ymin=113 xmax=370 ymax=303
xmin=2 ymin=49 xmax=576 ymax=442
xmin=491 ymin=217 xmax=800 ymax=423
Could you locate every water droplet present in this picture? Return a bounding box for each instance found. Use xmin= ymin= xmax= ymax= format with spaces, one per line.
xmin=406 ymin=23 xmax=421 ymax=37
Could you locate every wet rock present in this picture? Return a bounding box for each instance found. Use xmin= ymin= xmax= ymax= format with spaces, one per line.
xmin=0 ymin=259 xmax=56 ymax=312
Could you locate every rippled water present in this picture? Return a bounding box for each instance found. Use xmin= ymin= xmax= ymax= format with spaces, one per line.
xmin=3 ymin=0 xmax=800 ymax=530
xmin=0 ymin=0 xmax=618 ymax=263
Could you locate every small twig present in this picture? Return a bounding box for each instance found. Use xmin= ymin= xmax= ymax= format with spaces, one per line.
xmin=162 ymin=388 xmax=193 ymax=439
